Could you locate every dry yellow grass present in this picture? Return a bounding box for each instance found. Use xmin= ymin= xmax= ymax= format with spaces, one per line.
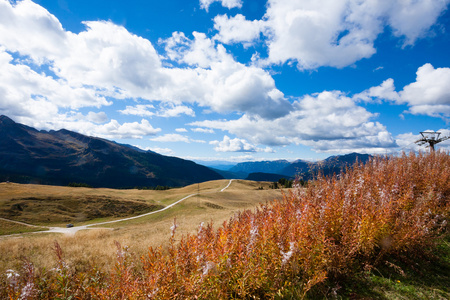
xmin=0 ymin=180 xmax=283 ymax=273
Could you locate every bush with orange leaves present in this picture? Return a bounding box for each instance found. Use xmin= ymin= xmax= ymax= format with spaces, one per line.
xmin=2 ymin=152 xmax=449 ymax=299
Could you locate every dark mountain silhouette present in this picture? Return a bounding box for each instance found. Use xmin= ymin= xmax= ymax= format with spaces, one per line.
xmin=208 ymin=168 xmax=248 ymax=180
xmin=246 ymin=172 xmax=294 ymax=182
xmin=279 ymin=159 xmax=310 ymax=177
xmin=229 ymin=160 xmax=291 ymax=175
xmin=226 ymin=153 xmax=373 ymax=182
xmin=0 ymin=115 xmax=223 ymax=188
xmin=314 ymin=153 xmax=372 ymax=177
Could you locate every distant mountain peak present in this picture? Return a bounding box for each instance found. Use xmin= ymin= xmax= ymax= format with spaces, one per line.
xmin=0 ymin=115 xmax=16 ymax=125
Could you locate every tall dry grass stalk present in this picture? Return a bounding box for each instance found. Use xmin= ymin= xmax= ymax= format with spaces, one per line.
xmin=1 ymin=152 xmax=449 ymax=299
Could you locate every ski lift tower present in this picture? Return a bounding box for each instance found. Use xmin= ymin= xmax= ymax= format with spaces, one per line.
xmin=415 ymin=131 xmax=449 ymax=151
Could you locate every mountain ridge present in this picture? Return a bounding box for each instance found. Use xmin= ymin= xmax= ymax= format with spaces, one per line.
xmin=216 ymin=153 xmax=373 ymax=181
xmin=0 ymin=115 xmax=223 ymax=188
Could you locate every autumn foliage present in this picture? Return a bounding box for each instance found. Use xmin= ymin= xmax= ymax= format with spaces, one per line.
xmin=2 ymin=152 xmax=449 ymax=299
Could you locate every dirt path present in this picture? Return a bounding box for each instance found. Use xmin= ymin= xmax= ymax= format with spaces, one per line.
xmin=0 ymin=217 xmax=42 ymax=228
xmin=2 ymin=179 xmax=235 ymax=237
xmin=220 ymin=179 xmax=234 ymax=192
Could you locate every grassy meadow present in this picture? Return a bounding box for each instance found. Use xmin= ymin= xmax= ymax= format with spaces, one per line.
xmin=1 ymin=152 xmax=449 ymax=299
xmin=0 ymin=180 xmax=281 ymax=275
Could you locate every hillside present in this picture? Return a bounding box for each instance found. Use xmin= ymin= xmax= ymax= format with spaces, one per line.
xmin=246 ymin=172 xmax=294 ymax=182
xmin=1 ymin=152 xmax=448 ymax=299
xmin=223 ymin=154 xmax=372 ymax=181
xmin=0 ymin=115 xmax=223 ymax=188
xmin=229 ymin=160 xmax=291 ymax=174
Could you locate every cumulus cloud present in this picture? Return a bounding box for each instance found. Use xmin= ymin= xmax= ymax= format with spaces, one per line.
xmin=399 ymin=64 xmax=450 ymax=118
xmin=158 ymin=104 xmax=195 ymax=118
xmin=210 ymin=0 xmax=449 ymax=69
xmin=161 ymin=32 xmax=292 ymax=119
xmin=1 ymin=1 xmax=293 ymax=124
xmin=0 ymin=49 xmax=109 ymax=121
xmin=213 ymin=14 xmax=265 ymax=45
xmin=93 ymin=119 xmax=161 ymax=139
xmin=210 ymin=136 xmax=257 ymax=152
xmin=31 ymin=117 xmax=161 ymax=140
xmin=210 ymin=135 xmax=275 ymax=153
xmin=150 ymin=133 xmax=206 ymax=144
xmin=0 ymin=0 xmax=67 ymax=62
xmin=58 ymin=21 xmax=166 ymax=100
xmin=354 ymin=78 xmax=400 ymax=103
xmin=388 ymin=0 xmax=449 ymax=45
xmin=163 ymin=31 xmax=231 ymax=68
xmin=192 ymin=128 xmax=215 ymax=133
xmin=1 ymin=0 xmax=446 ymax=156
xmin=150 ymin=134 xmax=191 ymax=143
xmin=119 ymin=103 xmax=195 ymax=118
xmin=119 ymin=104 xmax=155 ymax=117
xmin=192 ymin=90 xmax=397 ymax=153
xmin=200 ymin=0 xmax=242 ymax=12
xmin=356 ymin=64 xmax=450 ymax=119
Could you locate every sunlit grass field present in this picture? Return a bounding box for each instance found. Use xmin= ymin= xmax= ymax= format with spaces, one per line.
xmin=0 ymin=180 xmax=281 ymax=274
xmin=1 ymin=152 xmax=449 ymax=299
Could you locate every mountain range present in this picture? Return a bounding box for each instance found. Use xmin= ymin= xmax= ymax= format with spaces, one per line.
xmin=210 ymin=153 xmax=372 ymax=181
xmin=0 ymin=115 xmax=223 ymax=188
xmin=1 ymin=115 xmax=373 ymax=188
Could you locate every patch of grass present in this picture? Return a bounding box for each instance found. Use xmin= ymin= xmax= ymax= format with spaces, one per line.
xmin=322 ymin=234 xmax=450 ymax=299
xmin=0 ymin=195 xmax=163 ymax=226
xmin=0 ymin=179 xmax=283 ymax=275
xmin=3 ymin=153 xmax=446 ymax=300
xmin=0 ymin=219 xmax=47 ymax=236
xmin=0 ymin=183 xmax=177 ymax=226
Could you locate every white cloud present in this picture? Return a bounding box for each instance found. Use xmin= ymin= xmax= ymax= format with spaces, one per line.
xmin=85 ymin=111 xmax=108 ymax=124
xmin=175 ymin=128 xmax=188 ymax=133
xmin=388 ymin=0 xmax=449 ymax=45
xmin=212 ymin=0 xmax=448 ymax=69
xmin=399 ymin=64 xmax=450 ymax=118
xmin=158 ymin=104 xmax=195 ymax=118
xmin=0 ymin=49 xmax=109 ymax=121
xmin=57 ymin=21 xmax=166 ymax=100
xmin=0 ymin=0 xmax=67 ymax=62
xmin=150 ymin=133 xmax=191 ymax=143
xmin=119 ymin=104 xmax=155 ymax=117
xmin=161 ymin=33 xmax=292 ymax=119
xmin=120 ymin=103 xmax=195 ymax=118
xmin=210 ymin=135 xmax=257 ymax=152
xmin=1 ymin=1 xmax=292 ymax=123
xmin=93 ymin=119 xmax=161 ymax=139
xmin=210 ymin=135 xmax=274 ymax=153
xmin=356 ymin=64 xmax=450 ymax=119
xmin=192 ymin=128 xmax=215 ymax=133
xmin=163 ymin=31 xmax=231 ymax=68
xmin=192 ymin=90 xmax=397 ymax=153
xmin=23 ymin=116 xmax=161 ymax=140
xmin=213 ymin=14 xmax=265 ymax=45
xmin=200 ymin=0 xmax=242 ymax=12
xmin=354 ymin=78 xmax=400 ymax=103
xmin=150 ymin=133 xmax=206 ymax=144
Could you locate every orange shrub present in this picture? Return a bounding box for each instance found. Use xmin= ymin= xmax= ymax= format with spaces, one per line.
xmin=2 ymin=151 xmax=449 ymax=299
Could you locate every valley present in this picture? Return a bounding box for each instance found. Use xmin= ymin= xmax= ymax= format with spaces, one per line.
xmin=0 ymin=179 xmax=284 ymax=272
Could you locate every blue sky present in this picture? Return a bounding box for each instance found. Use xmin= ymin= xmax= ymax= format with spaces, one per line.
xmin=1 ymin=0 xmax=450 ymax=163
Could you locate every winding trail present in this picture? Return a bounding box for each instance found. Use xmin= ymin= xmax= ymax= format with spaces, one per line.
xmin=2 ymin=179 xmax=235 ymax=237
xmin=220 ymin=179 xmax=234 ymax=192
